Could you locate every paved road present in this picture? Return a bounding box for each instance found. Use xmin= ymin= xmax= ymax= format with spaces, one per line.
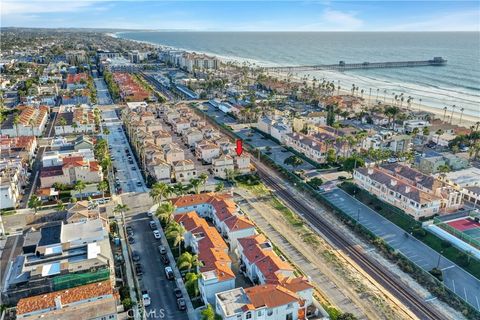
xmin=322 ymin=188 xmax=480 ymax=311
xmin=125 ymin=212 xmax=188 ymax=320
xmin=94 ymin=78 xmax=113 ymax=105
xmin=102 ymin=109 xmax=147 ymax=194
xmin=20 ymin=110 xmax=58 ymax=208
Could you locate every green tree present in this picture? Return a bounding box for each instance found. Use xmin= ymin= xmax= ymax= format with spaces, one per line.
xmin=13 ymin=114 xmax=20 ymax=137
xmin=326 ymin=104 xmax=336 ymax=126
xmin=97 ymin=180 xmax=109 ymax=199
xmin=338 ymin=313 xmax=358 ymax=320
xmin=58 ymin=117 xmax=67 ymax=135
xmin=173 ymin=182 xmax=188 ymax=196
xmin=165 ymin=221 xmax=186 ymax=256
xmin=28 ymin=196 xmax=42 ymax=213
xmin=56 ymin=200 xmax=66 ymax=212
xmin=342 ymin=156 xmax=365 ymax=172
xmin=214 ymin=182 xmax=225 ymax=193
xmin=200 ymin=304 xmax=220 ymax=320
xmin=284 ymin=155 xmax=304 ymax=168
xmin=184 ymin=272 xmax=200 ymax=298
xmin=155 ymin=201 xmax=176 ymax=225
xmin=150 ymin=182 xmax=171 ymax=204
xmin=199 ymin=172 xmax=208 ymax=192
xmin=114 ymin=203 xmax=129 ymax=215
xmin=326 ymin=148 xmax=336 ymax=164
xmin=74 ymin=180 xmax=87 ymax=200
xmin=190 ymin=178 xmax=202 ymax=194
xmin=178 ymin=252 xmax=202 ymax=272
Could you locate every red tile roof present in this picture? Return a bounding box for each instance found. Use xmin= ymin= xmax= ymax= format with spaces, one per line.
xmin=244 ymin=284 xmax=299 ymax=309
xmin=16 ymin=281 xmax=116 ymax=315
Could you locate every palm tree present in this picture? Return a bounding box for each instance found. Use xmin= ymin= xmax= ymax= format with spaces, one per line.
xmin=28 ymin=118 xmax=35 ymax=136
xmin=184 ymin=272 xmax=200 ymax=298
xmin=198 ymin=173 xmax=208 ymax=192
xmin=165 ymin=221 xmax=186 ymax=256
xmin=458 ymin=107 xmax=465 ymax=124
xmin=56 ymin=200 xmax=66 ymax=212
xmin=189 ymin=178 xmax=202 ymax=195
xmin=156 ymin=201 xmax=176 ymax=225
xmin=215 ymin=182 xmax=225 ymax=193
xmin=113 ymin=203 xmax=129 ymax=215
xmin=13 ymin=114 xmax=20 ymax=137
xmin=173 ymin=182 xmax=188 ymax=196
xmin=58 ymin=117 xmax=67 ymax=135
xmin=435 ymin=129 xmax=444 ymax=145
xmin=177 ymin=252 xmax=202 ymax=272
xmin=150 ymin=182 xmax=170 ymax=204
xmin=449 ymin=105 xmax=456 ymax=124
xmin=442 ymin=106 xmax=448 ymax=122
xmin=72 ymin=122 xmax=78 ymax=133
xmin=28 ymin=196 xmax=42 ymax=213
xmin=97 ymin=180 xmax=109 ymax=199
xmin=74 ymin=180 xmax=87 ymax=200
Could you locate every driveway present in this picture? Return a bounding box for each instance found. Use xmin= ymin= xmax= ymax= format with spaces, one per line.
xmin=125 ymin=212 xmax=188 ymax=320
xmin=322 ymin=188 xmax=480 ymax=311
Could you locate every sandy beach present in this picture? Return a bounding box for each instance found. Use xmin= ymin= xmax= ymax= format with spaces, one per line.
xmin=267 ymin=70 xmax=479 ymax=128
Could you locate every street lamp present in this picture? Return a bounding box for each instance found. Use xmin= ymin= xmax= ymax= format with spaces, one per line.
xmin=436 ymin=250 xmax=444 ymax=269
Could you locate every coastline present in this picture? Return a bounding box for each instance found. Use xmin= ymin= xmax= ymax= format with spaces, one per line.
xmin=109 ymin=32 xmax=480 ymax=127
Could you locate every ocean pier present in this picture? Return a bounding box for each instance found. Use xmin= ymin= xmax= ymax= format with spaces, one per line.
xmin=264 ymin=56 xmax=447 ymax=72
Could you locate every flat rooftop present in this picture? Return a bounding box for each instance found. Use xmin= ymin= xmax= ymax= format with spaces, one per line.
xmin=216 ymin=287 xmax=249 ymax=317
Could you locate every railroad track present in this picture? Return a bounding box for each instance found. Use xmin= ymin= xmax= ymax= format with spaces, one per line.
xmin=256 ymin=164 xmax=448 ymax=320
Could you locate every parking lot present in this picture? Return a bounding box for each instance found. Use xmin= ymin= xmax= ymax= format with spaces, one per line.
xmin=102 ymin=109 xmax=147 ymax=194
xmin=125 ymin=212 xmax=189 ymax=320
xmin=322 ymin=188 xmax=480 ymax=311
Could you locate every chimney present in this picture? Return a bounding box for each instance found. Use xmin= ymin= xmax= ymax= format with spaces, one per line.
xmin=54 ymin=296 xmax=62 ymax=310
xmin=367 ymin=168 xmax=374 ymax=175
xmin=390 ymin=179 xmax=397 ymax=187
xmin=405 ymin=186 xmax=411 ymax=193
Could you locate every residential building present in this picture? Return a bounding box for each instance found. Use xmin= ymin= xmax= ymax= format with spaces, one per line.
xmin=183 ymin=128 xmax=203 ymax=147
xmin=0 ymin=106 xmax=48 ymax=137
xmin=195 ymin=142 xmax=221 ymax=164
xmin=415 ymin=150 xmax=469 ymax=174
xmin=174 ymin=211 xmax=235 ymax=306
xmin=271 ymin=122 xmax=292 ymax=144
xmin=40 ymin=156 xmax=102 ymax=188
xmin=172 ymin=193 xmax=256 ymax=249
xmin=163 ymin=143 xmax=185 ymax=164
xmin=284 ymin=132 xmax=326 ymax=164
xmin=215 ymin=285 xmax=307 ymax=320
xmin=16 ymin=280 xmax=118 ymax=320
xmin=212 ymin=155 xmax=235 ymax=179
xmin=173 ymin=159 xmax=197 ymax=183
xmin=403 ymin=120 xmax=430 ymax=134
xmin=3 ymin=219 xmax=113 ymax=305
xmin=436 ymin=167 xmax=480 ymax=203
xmin=1 ymin=160 xmax=27 ymax=210
xmin=55 ymin=106 xmax=95 ymax=135
xmin=236 ymin=155 xmax=251 ymax=175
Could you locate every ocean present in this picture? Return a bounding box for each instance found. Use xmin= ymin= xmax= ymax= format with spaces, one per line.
xmin=117 ymin=31 xmax=480 ymax=118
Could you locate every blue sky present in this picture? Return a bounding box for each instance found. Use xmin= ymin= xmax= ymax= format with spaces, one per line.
xmin=2 ymin=1 xmax=479 ymax=31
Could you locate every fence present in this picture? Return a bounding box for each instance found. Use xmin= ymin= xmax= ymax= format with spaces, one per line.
xmin=433 ymin=218 xmax=480 ymax=250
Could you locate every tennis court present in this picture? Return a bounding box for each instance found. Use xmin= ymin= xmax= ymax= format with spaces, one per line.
xmin=447 ymin=217 xmax=480 ymax=232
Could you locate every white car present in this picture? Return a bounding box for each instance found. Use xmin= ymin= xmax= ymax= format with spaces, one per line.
xmin=142 ymin=291 xmax=151 ymax=307
xmin=153 ymin=230 xmax=161 ymax=239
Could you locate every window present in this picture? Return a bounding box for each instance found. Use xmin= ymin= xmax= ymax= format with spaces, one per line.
xmin=246 ymin=311 xmax=252 ymax=319
xmin=258 ymin=310 xmax=263 ymax=316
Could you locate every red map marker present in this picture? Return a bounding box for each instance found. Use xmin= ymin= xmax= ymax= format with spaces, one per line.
xmin=235 ymin=139 xmax=243 ymax=156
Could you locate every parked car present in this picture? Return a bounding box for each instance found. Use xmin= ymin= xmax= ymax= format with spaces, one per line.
xmin=135 ymin=264 xmax=143 ymax=276
xmin=174 ymin=288 xmax=182 ymax=298
xmin=153 ymin=230 xmax=161 ymax=239
xmin=149 ymin=221 xmax=157 ymax=230
xmin=158 ymin=245 xmax=167 ymax=255
xmin=177 ymin=298 xmax=186 ymax=311
xmin=142 ymin=290 xmax=151 ymax=307
xmin=160 ymin=254 xmax=170 ymax=265
xmin=165 ymin=266 xmax=174 ymax=280
xmin=128 ymin=236 xmax=135 ymax=244
xmin=136 ymin=181 xmax=142 ymax=187
xmin=132 ymin=251 xmax=140 ymax=262
xmin=146 ymin=211 xmax=153 ymax=217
